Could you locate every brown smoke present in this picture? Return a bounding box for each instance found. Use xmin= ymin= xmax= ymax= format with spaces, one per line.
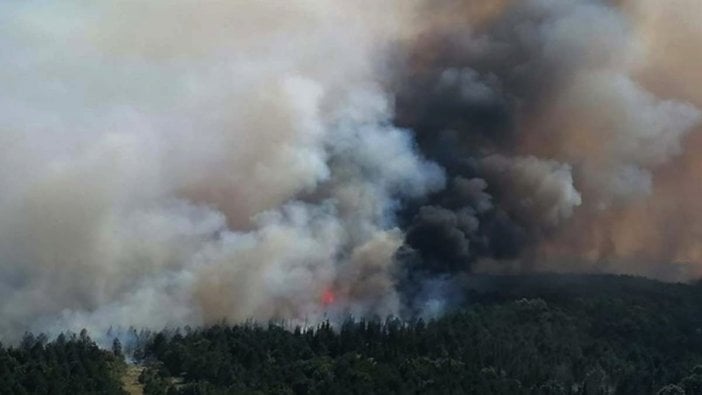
xmin=0 ymin=0 xmax=443 ymax=341
xmin=1 ymin=0 xmax=701 ymax=342
xmin=395 ymin=0 xmax=702 ymax=282
xmin=532 ymin=0 xmax=702 ymax=278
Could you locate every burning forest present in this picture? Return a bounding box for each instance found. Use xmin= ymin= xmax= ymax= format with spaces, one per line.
xmin=0 ymin=0 xmax=701 ymax=343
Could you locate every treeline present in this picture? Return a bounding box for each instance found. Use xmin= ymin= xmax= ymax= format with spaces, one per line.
xmin=0 ymin=330 xmax=126 ymax=394
xmin=134 ymin=275 xmax=702 ymax=394
xmin=3 ymin=274 xmax=702 ymax=394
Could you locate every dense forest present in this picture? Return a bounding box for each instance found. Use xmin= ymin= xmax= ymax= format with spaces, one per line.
xmin=0 ymin=330 xmax=126 ymax=394
xmin=132 ymin=274 xmax=702 ymax=394
xmin=4 ymin=274 xmax=702 ymax=394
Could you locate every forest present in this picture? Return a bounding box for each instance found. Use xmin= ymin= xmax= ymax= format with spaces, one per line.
xmin=0 ymin=330 xmax=126 ymax=394
xmin=3 ymin=274 xmax=702 ymax=394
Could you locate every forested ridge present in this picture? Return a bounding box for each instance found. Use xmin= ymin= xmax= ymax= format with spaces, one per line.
xmin=4 ymin=274 xmax=702 ymax=394
xmin=0 ymin=330 xmax=126 ymax=394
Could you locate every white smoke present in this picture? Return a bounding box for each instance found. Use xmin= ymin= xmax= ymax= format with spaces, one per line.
xmin=0 ymin=1 xmax=443 ymax=341
xmin=4 ymin=0 xmax=702 ymax=342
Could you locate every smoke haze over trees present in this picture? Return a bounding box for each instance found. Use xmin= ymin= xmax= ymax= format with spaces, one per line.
xmin=1 ymin=0 xmax=702 ymax=339
xmin=7 ymin=274 xmax=702 ymax=394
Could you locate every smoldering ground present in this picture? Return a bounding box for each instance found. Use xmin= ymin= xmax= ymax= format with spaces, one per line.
xmin=0 ymin=0 xmax=701 ymax=341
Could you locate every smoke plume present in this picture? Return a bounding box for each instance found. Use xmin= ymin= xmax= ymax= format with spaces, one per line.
xmin=0 ymin=0 xmax=701 ymax=340
xmin=395 ymin=0 xmax=702 ymax=283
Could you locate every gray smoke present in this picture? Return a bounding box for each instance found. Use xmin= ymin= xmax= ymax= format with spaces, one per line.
xmin=395 ymin=0 xmax=702 ymax=292
xmin=1 ymin=0 xmax=702 ymax=341
xmin=0 ymin=1 xmax=442 ymax=341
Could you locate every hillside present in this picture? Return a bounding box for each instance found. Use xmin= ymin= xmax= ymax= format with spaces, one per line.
xmin=3 ymin=273 xmax=702 ymax=394
xmin=133 ymin=274 xmax=702 ymax=394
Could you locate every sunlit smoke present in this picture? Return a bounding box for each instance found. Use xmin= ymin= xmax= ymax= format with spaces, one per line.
xmin=0 ymin=0 xmax=701 ymax=341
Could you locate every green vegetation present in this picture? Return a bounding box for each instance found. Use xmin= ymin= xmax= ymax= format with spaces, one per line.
xmin=0 ymin=329 xmax=126 ymax=394
xmin=134 ymin=274 xmax=702 ymax=394
xmin=4 ymin=274 xmax=702 ymax=394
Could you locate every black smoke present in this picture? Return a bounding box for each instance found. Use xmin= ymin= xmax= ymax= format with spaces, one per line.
xmin=390 ymin=1 xmax=601 ymax=302
xmin=392 ymin=9 xmax=533 ymax=271
xmin=390 ymin=0 xmax=702 ymax=314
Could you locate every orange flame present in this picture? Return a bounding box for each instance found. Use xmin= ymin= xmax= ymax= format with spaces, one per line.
xmin=321 ymin=288 xmax=336 ymax=306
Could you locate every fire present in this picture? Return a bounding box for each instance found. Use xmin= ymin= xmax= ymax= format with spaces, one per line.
xmin=321 ymin=288 xmax=336 ymax=306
